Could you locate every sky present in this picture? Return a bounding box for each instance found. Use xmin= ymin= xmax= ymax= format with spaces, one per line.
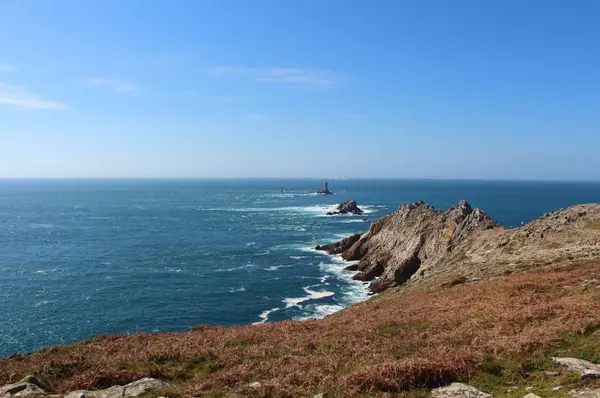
xmin=1 ymin=0 xmax=599 ymax=180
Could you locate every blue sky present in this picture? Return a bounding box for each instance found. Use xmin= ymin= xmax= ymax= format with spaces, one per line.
xmin=1 ymin=0 xmax=599 ymax=179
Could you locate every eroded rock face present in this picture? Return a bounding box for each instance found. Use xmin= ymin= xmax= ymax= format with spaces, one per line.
xmin=317 ymin=200 xmax=499 ymax=293
xmin=326 ymin=200 xmax=363 ymax=216
xmin=430 ymin=382 xmax=492 ymax=398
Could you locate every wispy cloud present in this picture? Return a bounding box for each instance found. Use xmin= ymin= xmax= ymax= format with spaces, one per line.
xmin=87 ymin=77 xmax=138 ymax=93
xmin=0 ymin=63 xmax=18 ymax=73
xmin=212 ymin=66 xmax=339 ymax=88
xmin=247 ymin=113 xmax=270 ymax=121
xmin=0 ymin=82 xmax=67 ymax=110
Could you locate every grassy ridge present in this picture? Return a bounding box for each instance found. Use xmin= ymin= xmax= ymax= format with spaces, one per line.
xmin=1 ymin=261 xmax=600 ymax=397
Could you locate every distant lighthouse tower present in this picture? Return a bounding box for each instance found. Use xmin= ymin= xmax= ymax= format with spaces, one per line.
xmin=317 ymin=181 xmax=333 ymax=194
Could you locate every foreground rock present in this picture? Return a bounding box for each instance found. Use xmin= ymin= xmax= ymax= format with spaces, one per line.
xmin=431 ymin=382 xmax=492 ymax=398
xmin=0 ymin=377 xmax=169 ymax=398
xmin=316 ymin=200 xmax=600 ymax=293
xmin=0 ymin=376 xmax=46 ymax=397
xmin=552 ymin=357 xmax=600 ymax=378
xmin=326 ymin=200 xmax=364 ymax=215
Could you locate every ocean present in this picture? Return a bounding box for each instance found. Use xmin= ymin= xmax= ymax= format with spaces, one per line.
xmin=1 ymin=179 xmax=600 ymax=357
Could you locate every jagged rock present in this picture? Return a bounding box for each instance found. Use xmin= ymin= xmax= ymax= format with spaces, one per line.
xmin=568 ymin=387 xmax=600 ymax=397
xmin=316 ymin=234 xmax=361 ymax=255
xmin=313 ymin=394 xmax=326 ymax=398
xmin=431 ymin=382 xmax=491 ymax=397
xmin=523 ymin=394 xmax=542 ymax=398
xmin=326 ymin=200 xmax=363 ymax=216
xmin=552 ymin=357 xmax=600 ymax=378
xmin=248 ymin=382 xmax=261 ymax=388
xmin=317 ymin=200 xmax=499 ymax=293
xmin=63 ymin=378 xmax=169 ymax=398
xmin=0 ymin=376 xmax=47 ymax=397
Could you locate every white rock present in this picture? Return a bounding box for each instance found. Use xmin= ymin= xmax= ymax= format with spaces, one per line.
xmin=431 ymin=383 xmax=492 ymax=398
xmin=568 ymin=387 xmax=600 ymax=398
xmin=123 ymin=378 xmax=169 ymax=397
xmin=552 ymin=357 xmax=600 ymax=378
xmin=248 ymin=382 xmax=261 ymax=388
xmin=523 ymin=394 xmax=542 ymax=398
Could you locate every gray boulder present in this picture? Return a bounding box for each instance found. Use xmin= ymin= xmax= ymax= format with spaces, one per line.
xmin=431 ymin=382 xmax=492 ymax=398
xmin=0 ymin=376 xmax=47 ymax=397
xmin=552 ymin=357 xmax=600 ymax=378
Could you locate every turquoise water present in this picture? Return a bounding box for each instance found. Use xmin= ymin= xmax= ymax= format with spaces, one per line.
xmin=1 ymin=179 xmax=599 ymax=357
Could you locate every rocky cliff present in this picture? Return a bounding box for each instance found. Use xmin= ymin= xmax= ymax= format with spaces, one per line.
xmin=317 ymin=200 xmax=600 ymax=293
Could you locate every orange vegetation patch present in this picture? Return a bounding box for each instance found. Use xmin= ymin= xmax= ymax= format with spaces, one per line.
xmin=1 ymin=261 xmax=600 ymax=397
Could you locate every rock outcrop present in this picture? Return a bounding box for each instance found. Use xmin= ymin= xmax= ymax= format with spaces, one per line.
xmin=0 ymin=377 xmax=168 ymax=398
xmin=0 ymin=376 xmax=46 ymax=397
xmin=431 ymin=383 xmax=492 ymax=398
xmin=317 ymin=200 xmax=498 ymax=293
xmin=326 ymin=200 xmax=363 ymax=215
xmin=552 ymin=357 xmax=600 ymax=378
xmin=317 ymin=200 xmax=600 ymax=293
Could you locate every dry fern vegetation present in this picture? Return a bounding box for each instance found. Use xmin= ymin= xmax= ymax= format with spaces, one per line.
xmin=1 ymin=261 xmax=600 ymax=397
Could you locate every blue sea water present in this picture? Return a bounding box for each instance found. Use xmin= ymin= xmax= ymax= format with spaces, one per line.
xmin=1 ymin=179 xmax=600 ymax=357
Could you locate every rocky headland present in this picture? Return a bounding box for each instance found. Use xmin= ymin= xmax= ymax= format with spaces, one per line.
xmin=317 ymin=200 xmax=600 ymax=293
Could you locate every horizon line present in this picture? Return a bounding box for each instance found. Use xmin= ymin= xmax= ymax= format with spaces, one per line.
xmin=1 ymin=177 xmax=600 ymax=183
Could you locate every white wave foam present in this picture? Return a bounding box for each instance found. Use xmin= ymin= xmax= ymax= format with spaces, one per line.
xmin=283 ymin=286 xmax=335 ymax=308
xmin=290 ymin=255 xmax=309 ymax=259
xmin=217 ymin=263 xmax=257 ymax=272
xmin=339 ymin=219 xmax=369 ymax=223
xmin=246 ymin=242 xmax=257 ymax=247
xmin=252 ymin=307 xmax=281 ymax=325
xmin=34 ymin=268 xmax=58 ymax=275
xmin=33 ymin=300 xmax=51 ymax=307
xmin=202 ymin=204 xmax=337 ymax=215
xmin=229 ymin=286 xmax=247 ymax=292
xmin=255 ymin=250 xmax=270 ymax=256
xmin=265 ymin=266 xmax=281 ymax=271
xmin=297 ymin=304 xmax=345 ymax=320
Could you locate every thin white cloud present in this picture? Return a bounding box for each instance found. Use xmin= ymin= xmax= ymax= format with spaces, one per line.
xmin=212 ymin=66 xmax=338 ymax=88
xmin=247 ymin=113 xmax=270 ymax=121
xmin=0 ymin=82 xmax=67 ymax=110
xmin=87 ymin=77 xmax=138 ymax=93
xmin=0 ymin=63 xmax=18 ymax=73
